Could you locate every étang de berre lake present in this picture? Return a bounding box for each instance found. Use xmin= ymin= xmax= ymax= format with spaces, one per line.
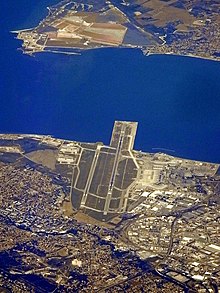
xmin=1 ymin=0 xmax=220 ymax=163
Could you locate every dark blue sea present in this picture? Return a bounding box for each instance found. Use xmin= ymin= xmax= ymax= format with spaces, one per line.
xmin=1 ymin=1 xmax=220 ymax=163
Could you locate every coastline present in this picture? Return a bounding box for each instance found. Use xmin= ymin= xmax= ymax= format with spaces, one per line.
xmin=12 ymin=0 xmax=220 ymax=63
xmin=144 ymin=51 xmax=220 ymax=63
xmin=14 ymin=34 xmax=220 ymax=63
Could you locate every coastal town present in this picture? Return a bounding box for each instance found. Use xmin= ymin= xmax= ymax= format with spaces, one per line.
xmin=0 ymin=121 xmax=219 ymax=292
xmin=14 ymin=0 xmax=220 ymax=61
xmin=0 ymin=145 xmax=183 ymax=292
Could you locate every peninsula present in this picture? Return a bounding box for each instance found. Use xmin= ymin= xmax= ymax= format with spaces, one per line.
xmin=13 ymin=0 xmax=220 ymax=61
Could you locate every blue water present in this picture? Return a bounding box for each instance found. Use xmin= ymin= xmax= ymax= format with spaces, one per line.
xmin=1 ymin=1 xmax=220 ymax=163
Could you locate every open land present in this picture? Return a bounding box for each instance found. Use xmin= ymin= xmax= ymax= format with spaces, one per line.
xmin=0 ymin=121 xmax=219 ymax=292
xmin=13 ymin=0 xmax=220 ymax=61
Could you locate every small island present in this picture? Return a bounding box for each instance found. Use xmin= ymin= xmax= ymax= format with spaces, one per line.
xmin=13 ymin=0 xmax=220 ymax=61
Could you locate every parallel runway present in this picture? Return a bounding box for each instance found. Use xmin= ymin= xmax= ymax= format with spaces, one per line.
xmin=71 ymin=121 xmax=139 ymax=221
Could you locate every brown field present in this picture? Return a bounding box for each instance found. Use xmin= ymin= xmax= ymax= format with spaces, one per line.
xmin=92 ymin=22 xmax=125 ymax=30
xmin=81 ymin=31 xmax=121 ymax=46
xmin=46 ymin=38 xmax=82 ymax=47
xmin=74 ymin=12 xmax=98 ymax=23
xmin=74 ymin=211 xmax=113 ymax=228
xmin=55 ymin=21 xmax=68 ymax=29
xmin=104 ymin=7 xmax=128 ymax=23
xmin=45 ymin=11 xmax=127 ymax=48
xmin=65 ymin=24 xmax=79 ymax=32
xmin=57 ymin=31 xmax=82 ymax=39
xmin=73 ymin=12 xmax=98 ymax=17
xmin=86 ymin=26 xmax=126 ymax=37
xmin=26 ymin=150 xmax=58 ymax=170
xmin=135 ymin=0 xmax=196 ymax=27
xmin=62 ymin=20 xmax=82 ymax=28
